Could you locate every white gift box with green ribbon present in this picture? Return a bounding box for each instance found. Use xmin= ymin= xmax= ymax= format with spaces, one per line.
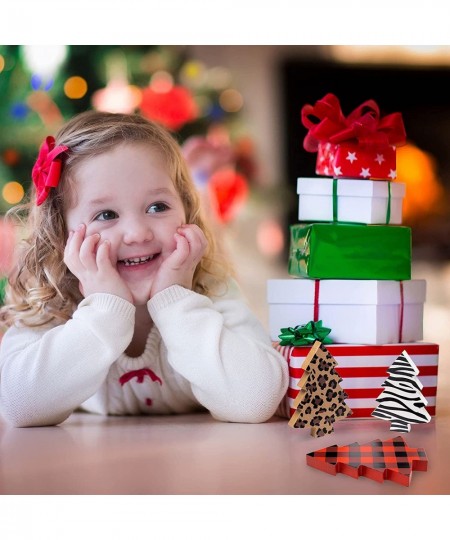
xmin=297 ymin=177 xmax=406 ymax=224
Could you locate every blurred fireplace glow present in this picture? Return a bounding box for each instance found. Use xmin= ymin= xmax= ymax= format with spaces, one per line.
xmin=396 ymin=142 xmax=445 ymax=222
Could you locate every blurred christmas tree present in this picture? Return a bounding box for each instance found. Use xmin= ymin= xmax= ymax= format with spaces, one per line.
xmin=0 ymin=45 xmax=257 ymax=303
xmin=0 ymin=45 xmax=255 ymax=215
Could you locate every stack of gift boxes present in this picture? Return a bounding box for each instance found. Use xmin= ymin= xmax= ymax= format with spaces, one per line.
xmin=268 ymin=93 xmax=439 ymax=419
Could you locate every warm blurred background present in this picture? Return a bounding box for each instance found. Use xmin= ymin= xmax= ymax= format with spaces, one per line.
xmin=1 ymin=45 xmax=450 ymax=345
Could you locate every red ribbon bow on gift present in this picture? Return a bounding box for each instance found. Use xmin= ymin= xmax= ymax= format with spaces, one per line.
xmin=301 ymin=93 xmax=406 ymax=152
xmin=31 ymin=136 xmax=69 ymax=206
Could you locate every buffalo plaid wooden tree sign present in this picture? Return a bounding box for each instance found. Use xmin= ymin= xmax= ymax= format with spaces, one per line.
xmin=371 ymin=350 xmax=431 ymax=432
xmin=288 ymin=340 xmax=352 ymax=437
xmin=307 ymin=436 xmax=428 ymax=486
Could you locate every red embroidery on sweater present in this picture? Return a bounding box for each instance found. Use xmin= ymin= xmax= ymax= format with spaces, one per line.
xmin=119 ymin=368 xmax=163 ymax=386
xmin=146 ymin=398 xmax=153 ymax=407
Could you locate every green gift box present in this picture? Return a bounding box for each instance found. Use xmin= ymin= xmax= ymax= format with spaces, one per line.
xmin=288 ymin=223 xmax=411 ymax=280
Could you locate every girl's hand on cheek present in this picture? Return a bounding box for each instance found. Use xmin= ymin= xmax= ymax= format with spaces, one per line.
xmin=64 ymin=224 xmax=133 ymax=304
xmin=150 ymin=224 xmax=207 ymax=297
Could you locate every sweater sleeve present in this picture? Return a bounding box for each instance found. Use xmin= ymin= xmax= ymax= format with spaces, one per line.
xmin=148 ymin=281 xmax=289 ymax=424
xmin=0 ymin=294 xmax=135 ymax=427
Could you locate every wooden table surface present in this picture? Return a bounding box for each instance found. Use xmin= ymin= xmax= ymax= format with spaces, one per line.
xmin=1 ymin=340 xmax=449 ymax=495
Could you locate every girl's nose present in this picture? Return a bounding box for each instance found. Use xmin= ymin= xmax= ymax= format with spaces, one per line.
xmin=122 ymin=217 xmax=154 ymax=245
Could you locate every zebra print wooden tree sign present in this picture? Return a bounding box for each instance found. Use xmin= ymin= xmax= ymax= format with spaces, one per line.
xmin=371 ymin=350 xmax=431 ymax=432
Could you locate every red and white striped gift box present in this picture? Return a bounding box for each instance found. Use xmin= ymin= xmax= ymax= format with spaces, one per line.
xmin=275 ymin=342 xmax=439 ymax=419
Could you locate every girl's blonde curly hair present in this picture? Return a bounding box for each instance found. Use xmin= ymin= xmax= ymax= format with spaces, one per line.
xmin=1 ymin=111 xmax=232 ymax=328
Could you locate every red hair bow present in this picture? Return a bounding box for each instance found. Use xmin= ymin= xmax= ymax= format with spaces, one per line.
xmin=301 ymin=93 xmax=406 ymax=152
xmin=32 ymin=136 xmax=68 ymax=206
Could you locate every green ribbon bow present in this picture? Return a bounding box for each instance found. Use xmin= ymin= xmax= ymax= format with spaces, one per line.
xmin=278 ymin=320 xmax=333 ymax=346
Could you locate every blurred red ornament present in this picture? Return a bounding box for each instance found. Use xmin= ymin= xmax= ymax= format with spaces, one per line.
xmin=234 ymin=136 xmax=257 ymax=180
xmin=207 ymin=168 xmax=249 ymax=223
xmin=182 ymin=135 xmax=234 ymax=187
xmin=2 ymin=148 xmax=20 ymax=166
xmin=140 ymin=85 xmax=198 ymax=131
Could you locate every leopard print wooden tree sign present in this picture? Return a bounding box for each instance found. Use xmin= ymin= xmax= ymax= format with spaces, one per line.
xmin=288 ymin=340 xmax=352 ymax=437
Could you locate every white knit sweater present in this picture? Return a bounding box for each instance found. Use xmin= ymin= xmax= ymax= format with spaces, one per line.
xmin=0 ymin=281 xmax=288 ymax=427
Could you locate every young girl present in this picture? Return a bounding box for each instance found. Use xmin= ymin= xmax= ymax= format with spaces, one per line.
xmin=0 ymin=111 xmax=288 ymax=428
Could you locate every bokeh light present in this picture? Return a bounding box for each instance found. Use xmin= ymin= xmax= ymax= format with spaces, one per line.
xmin=219 ymin=89 xmax=243 ymax=113
xmin=30 ymin=74 xmax=53 ymax=91
xmin=2 ymin=149 xmax=20 ymax=167
xmin=64 ymin=76 xmax=88 ymax=99
xmin=92 ymin=81 xmax=142 ymax=113
xmin=180 ymin=61 xmax=206 ymax=88
xmin=22 ymin=45 xmax=67 ymax=78
xmin=2 ymin=181 xmax=25 ymax=205
xmin=207 ymin=66 xmax=232 ymax=90
xmin=0 ymin=53 xmax=15 ymax=73
xmin=207 ymin=102 xmax=226 ymax=121
xmin=10 ymin=102 xmax=29 ymax=120
xmin=150 ymin=71 xmax=174 ymax=93
xmin=256 ymin=218 xmax=285 ymax=257
xmin=31 ymin=74 xmax=42 ymax=91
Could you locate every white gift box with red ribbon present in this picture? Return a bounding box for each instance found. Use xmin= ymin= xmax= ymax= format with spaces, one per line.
xmin=267 ymin=278 xmax=426 ymax=345
xmin=296 ymin=177 xmax=406 ymax=225
xmin=275 ymin=342 xmax=438 ymax=419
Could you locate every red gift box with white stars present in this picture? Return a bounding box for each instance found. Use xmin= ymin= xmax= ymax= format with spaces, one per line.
xmin=316 ymin=141 xmax=397 ymax=180
xmin=301 ymin=93 xmax=406 ymax=181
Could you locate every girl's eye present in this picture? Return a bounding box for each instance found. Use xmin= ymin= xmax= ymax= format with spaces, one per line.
xmin=94 ymin=210 xmax=118 ymax=221
xmin=147 ymin=202 xmax=169 ymax=214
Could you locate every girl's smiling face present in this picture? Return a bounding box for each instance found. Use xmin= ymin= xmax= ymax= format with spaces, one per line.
xmin=65 ymin=142 xmax=186 ymax=305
